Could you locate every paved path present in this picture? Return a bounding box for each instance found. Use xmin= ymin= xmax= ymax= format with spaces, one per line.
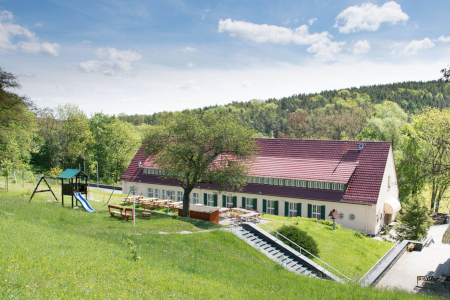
xmin=377 ymin=224 xmax=450 ymax=292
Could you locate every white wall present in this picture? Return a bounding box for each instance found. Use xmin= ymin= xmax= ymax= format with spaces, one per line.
xmin=122 ymin=180 xmax=377 ymax=235
xmin=375 ymin=145 xmax=400 ymax=233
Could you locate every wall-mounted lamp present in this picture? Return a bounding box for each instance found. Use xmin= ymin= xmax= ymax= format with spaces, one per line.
xmin=138 ymin=161 xmax=142 ymax=169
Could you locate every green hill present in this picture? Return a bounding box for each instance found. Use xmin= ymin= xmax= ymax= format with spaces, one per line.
xmin=0 ymin=187 xmax=433 ymax=299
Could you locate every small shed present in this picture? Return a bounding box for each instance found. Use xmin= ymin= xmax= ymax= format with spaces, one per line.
xmin=177 ymin=205 xmax=220 ymax=223
xmin=56 ymin=169 xmax=88 ymax=208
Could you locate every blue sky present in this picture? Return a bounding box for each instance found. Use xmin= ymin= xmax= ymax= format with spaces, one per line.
xmin=1 ymin=0 xmax=449 ymax=115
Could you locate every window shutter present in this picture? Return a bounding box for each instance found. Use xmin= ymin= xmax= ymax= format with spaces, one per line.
xmin=222 ymin=195 xmax=226 ymax=207
xmin=274 ymin=201 xmax=279 ymax=215
xmin=308 ymin=204 xmax=312 ymax=218
xmin=204 ymin=193 xmax=207 ymax=205
xmin=285 ymin=202 xmax=289 ymax=217
xmin=297 ymin=203 xmax=302 ymax=217
xmin=242 ymin=197 xmax=246 ymax=208
xmin=263 ymin=199 xmax=267 ymax=213
xmin=232 ymin=196 xmax=237 ymax=208
xmin=213 ymin=194 xmax=217 ymax=207
xmin=320 ymin=205 xmax=326 ymax=220
xmin=253 ymin=198 xmax=257 ymax=210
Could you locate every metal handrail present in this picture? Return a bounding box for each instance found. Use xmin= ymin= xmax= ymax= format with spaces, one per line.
xmin=260 ymin=223 xmax=354 ymax=283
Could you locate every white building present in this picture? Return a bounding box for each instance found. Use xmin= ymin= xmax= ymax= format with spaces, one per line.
xmin=122 ymin=139 xmax=400 ymax=235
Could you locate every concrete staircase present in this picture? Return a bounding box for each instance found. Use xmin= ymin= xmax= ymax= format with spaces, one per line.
xmin=231 ymin=222 xmax=343 ymax=283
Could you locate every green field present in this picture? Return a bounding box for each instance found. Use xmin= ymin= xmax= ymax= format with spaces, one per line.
xmin=0 ymin=185 xmax=434 ymax=299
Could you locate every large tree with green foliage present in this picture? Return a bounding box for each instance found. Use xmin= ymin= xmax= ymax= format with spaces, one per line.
xmin=104 ymin=119 xmax=141 ymax=183
xmin=142 ymin=113 xmax=257 ymax=217
xmin=395 ymin=195 xmax=433 ymax=241
xmin=0 ymin=67 xmax=36 ymax=167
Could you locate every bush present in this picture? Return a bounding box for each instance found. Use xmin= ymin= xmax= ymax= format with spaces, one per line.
xmin=274 ymin=225 xmax=319 ymax=258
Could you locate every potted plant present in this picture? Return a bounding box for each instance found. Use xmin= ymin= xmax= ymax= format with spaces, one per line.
xmin=407 ymin=242 xmax=415 ymax=252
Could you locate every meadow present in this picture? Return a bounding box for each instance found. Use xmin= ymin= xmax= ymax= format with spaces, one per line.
xmin=0 ymin=184 xmax=436 ymax=299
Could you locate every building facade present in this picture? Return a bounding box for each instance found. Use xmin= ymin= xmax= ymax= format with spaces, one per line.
xmin=122 ymin=139 xmax=400 ymax=235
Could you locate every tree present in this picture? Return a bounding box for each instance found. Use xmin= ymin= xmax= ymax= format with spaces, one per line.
xmin=395 ymin=195 xmax=433 ymax=241
xmin=56 ymin=104 xmax=93 ymax=168
xmin=0 ymin=67 xmax=36 ymax=166
xmin=104 ymin=119 xmax=141 ymax=183
xmin=142 ymin=113 xmax=257 ymax=218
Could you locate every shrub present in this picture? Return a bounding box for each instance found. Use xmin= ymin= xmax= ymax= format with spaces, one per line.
xmin=274 ymin=225 xmax=319 ymax=258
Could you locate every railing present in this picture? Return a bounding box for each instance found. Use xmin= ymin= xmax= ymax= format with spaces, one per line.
xmin=260 ymin=223 xmax=354 ymax=283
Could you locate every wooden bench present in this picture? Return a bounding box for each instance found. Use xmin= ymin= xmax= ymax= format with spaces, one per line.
xmin=142 ymin=211 xmax=151 ymax=220
xmin=108 ymin=205 xmax=124 ymax=219
xmin=142 ymin=202 xmax=153 ymax=211
xmin=123 ymin=208 xmax=136 ymax=222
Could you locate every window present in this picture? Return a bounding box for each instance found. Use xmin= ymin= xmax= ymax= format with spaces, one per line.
xmin=349 ymin=213 xmax=356 ymax=221
xmin=289 ymin=202 xmax=297 ymax=218
xmin=338 ymin=184 xmax=344 ymax=191
xmin=296 ymin=180 xmax=301 ymax=187
xmin=162 ymin=189 xmax=167 ymax=199
xmin=312 ymin=204 xmax=321 ymax=220
xmin=154 ymin=189 xmax=160 ymax=199
xmin=177 ymin=191 xmax=183 ymax=201
xmin=331 ymin=183 xmax=338 ymax=190
xmin=245 ymin=198 xmax=253 ymax=210
xmin=285 ymin=180 xmax=290 ymax=186
xmin=290 ymin=180 xmax=295 ymax=187
xmin=268 ymin=178 xmax=273 ymax=185
xmin=148 ymin=188 xmax=153 ymax=197
xmin=206 ymin=194 xmax=214 ymax=206
xmin=267 ymin=200 xmax=275 ymax=215
xmin=278 ymin=179 xmax=284 ymax=186
xmin=225 ymin=195 xmax=233 ymax=208
xmin=191 ymin=193 xmax=199 ymax=204
xmin=318 ymin=182 xmax=324 ymax=189
xmin=324 ymin=183 xmax=330 ymax=189
xmin=169 ymin=191 xmax=175 ymax=200
xmin=273 ymin=178 xmax=279 ymax=185
xmin=308 ymin=181 xmax=314 ymax=188
xmin=263 ymin=178 xmax=269 ymax=184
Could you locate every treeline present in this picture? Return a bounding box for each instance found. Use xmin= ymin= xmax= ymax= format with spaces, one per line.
xmin=118 ymin=80 xmax=450 ymax=140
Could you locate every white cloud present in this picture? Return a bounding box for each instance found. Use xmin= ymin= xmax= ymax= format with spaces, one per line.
xmin=187 ymin=62 xmax=194 ymax=68
xmin=437 ymin=36 xmax=450 ymax=43
xmin=78 ymin=47 xmax=142 ymax=76
xmin=218 ymin=18 xmax=344 ymax=61
xmin=34 ymin=22 xmax=43 ymax=28
xmin=402 ymin=38 xmax=435 ymax=55
xmin=308 ymin=18 xmax=317 ymax=26
xmin=335 ymin=1 xmax=409 ymax=33
xmin=200 ymin=9 xmax=210 ymax=20
xmin=0 ymin=10 xmax=60 ymax=56
xmin=179 ymin=80 xmax=201 ymax=92
xmin=352 ymin=39 xmax=370 ymax=54
xmin=182 ymin=46 xmax=197 ymax=52
xmin=81 ymin=40 xmax=92 ymax=46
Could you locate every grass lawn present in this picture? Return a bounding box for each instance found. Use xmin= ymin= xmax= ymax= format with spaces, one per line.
xmin=259 ymin=215 xmax=394 ymax=281
xmin=0 ymin=185 xmax=435 ymax=299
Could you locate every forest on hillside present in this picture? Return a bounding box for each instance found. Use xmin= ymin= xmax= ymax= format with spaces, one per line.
xmin=2 ymin=65 xmax=450 ymax=211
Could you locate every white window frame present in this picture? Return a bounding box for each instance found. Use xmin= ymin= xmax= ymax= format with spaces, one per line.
xmin=148 ymin=188 xmax=153 ymax=197
xmin=267 ymin=200 xmax=275 ymax=215
xmin=289 ymin=202 xmax=297 ymax=218
xmin=324 ymin=182 xmax=330 ymax=189
xmin=308 ymin=181 xmax=314 ymax=188
xmin=191 ymin=193 xmax=199 ymax=204
xmin=285 ymin=179 xmax=290 ymax=186
xmin=177 ymin=191 xmax=183 ymax=201
xmin=245 ymin=198 xmax=253 ymax=210
xmin=273 ymin=178 xmax=279 ymax=185
xmin=225 ymin=195 xmax=233 ymax=208
xmin=331 ymin=183 xmax=338 ymax=190
xmin=263 ymin=178 xmax=269 ymax=185
xmin=312 ymin=204 xmax=321 ymax=220
xmin=154 ymin=189 xmax=160 ymax=199
xmin=290 ymin=180 xmax=295 ymax=187
xmin=162 ymin=189 xmax=167 ymax=199
xmin=168 ymin=191 xmax=175 ymax=200
xmin=269 ymin=178 xmax=273 ymax=185
xmin=338 ymin=184 xmax=344 ymax=191
xmin=207 ymin=194 xmax=214 ymax=206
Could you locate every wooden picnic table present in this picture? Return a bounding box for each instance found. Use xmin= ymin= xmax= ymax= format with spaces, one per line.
xmin=123 ymin=195 xmax=144 ymax=203
xmin=140 ymin=197 xmax=158 ymax=204
xmin=232 ymin=208 xmax=253 ymax=214
xmin=239 ymin=212 xmax=260 ymax=222
xmin=168 ymin=201 xmax=183 ymax=209
xmin=151 ymin=199 xmax=169 ymax=208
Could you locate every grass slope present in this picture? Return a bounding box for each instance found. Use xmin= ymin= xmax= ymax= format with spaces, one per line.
xmin=0 ymin=187 xmax=433 ymax=299
xmin=260 ymin=215 xmax=393 ymax=280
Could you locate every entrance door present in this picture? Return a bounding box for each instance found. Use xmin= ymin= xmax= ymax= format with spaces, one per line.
xmin=385 ymin=213 xmax=392 ymax=225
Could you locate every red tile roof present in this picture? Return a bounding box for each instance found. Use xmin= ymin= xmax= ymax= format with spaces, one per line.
xmin=121 ymin=139 xmax=392 ymax=205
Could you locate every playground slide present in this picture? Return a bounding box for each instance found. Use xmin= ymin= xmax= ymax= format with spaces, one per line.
xmin=74 ymin=192 xmax=95 ymax=213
